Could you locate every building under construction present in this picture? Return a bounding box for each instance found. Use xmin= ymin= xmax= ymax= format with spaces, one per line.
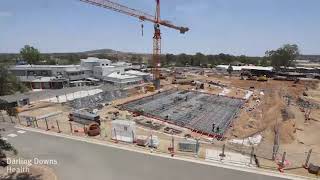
xmin=122 ymin=90 xmax=244 ymax=137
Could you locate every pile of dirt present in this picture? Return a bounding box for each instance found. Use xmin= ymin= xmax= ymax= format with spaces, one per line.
xmin=228 ymin=111 xmax=263 ymax=139
xmin=279 ymin=120 xmax=296 ymax=144
xmin=281 ymin=108 xmax=295 ymax=121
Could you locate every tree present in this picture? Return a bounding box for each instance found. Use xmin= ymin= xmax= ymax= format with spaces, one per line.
xmin=176 ymin=53 xmax=190 ymax=66
xmin=0 ymin=66 xmax=27 ymax=96
xmin=218 ymin=53 xmax=234 ymax=64
xmin=163 ymin=54 xmax=175 ymax=66
xmin=194 ymin=52 xmax=207 ymax=66
xmin=266 ymin=44 xmax=299 ymax=69
xmin=227 ymin=64 xmax=233 ymax=77
xmin=0 ymin=135 xmax=17 ymax=157
xmin=0 ymin=130 xmax=17 ymax=164
xmin=20 ymin=45 xmax=41 ymax=65
xmin=260 ymin=57 xmax=270 ymax=66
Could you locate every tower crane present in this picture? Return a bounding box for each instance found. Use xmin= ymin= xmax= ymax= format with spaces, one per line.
xmin=79 ymin=0 xmax=189 ymax=89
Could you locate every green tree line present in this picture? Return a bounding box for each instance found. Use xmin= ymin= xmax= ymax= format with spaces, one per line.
xmin=160 ymin=53 xmax=265 ymax=67
xmin=1 ymin=44 xmax=299 ymax=68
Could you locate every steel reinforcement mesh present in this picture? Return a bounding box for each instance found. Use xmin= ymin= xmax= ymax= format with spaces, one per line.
xmin=122 ymin=90 xmax=244 ymax=136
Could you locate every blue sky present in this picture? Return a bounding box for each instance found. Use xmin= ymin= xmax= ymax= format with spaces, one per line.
xmin=0 ymin=0 xmax=319 ymax=56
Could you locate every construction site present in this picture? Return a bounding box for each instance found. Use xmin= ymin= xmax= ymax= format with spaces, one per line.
xmin=1 ymin=66 xmax=320 ymax=177
xmin=1 ymin=0 xmax=320 ymax=179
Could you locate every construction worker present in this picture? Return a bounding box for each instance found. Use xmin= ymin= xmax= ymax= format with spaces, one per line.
xmin=216 ymin=126 xmax=220 ymax=134
xmin=212 ymin=123 xmax=215 ymax=132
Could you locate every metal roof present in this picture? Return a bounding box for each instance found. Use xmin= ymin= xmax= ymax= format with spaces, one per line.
xmin=107 ymin=72 xmax=138 ymax=80
xmin=216 ymin=65 xmax=273 ymax=71
xmin=125 ymin=70 xmax=150 ymax=76
xmin=111 ymin=120 xmax=136 ymax=126
xmin=0 ymin=93 xmax=29 ymax=103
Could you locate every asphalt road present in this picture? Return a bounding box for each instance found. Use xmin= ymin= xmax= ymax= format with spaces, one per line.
xmin=1 ymin=122 xmax=291 ymax=180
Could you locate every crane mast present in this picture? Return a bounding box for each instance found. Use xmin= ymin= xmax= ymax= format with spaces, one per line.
xmin=80 ymin=0 xmax=189 ymax=89
xmin=153 ymin=0 xmax=161 ymax=88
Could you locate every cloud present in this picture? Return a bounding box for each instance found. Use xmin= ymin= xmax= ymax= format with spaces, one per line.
xmin=0 ymin=11 xmax=13 ymax=17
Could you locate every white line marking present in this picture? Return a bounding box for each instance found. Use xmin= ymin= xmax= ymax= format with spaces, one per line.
xmin=7 ymin=133 xmax=17 ymax=137
xmin=15 ymin=126 xmax=309 ymax=180
xmin=1 ymin=137 xmax=8 ymax=141
xmin=17 ymin=130 xmax=26 ymax=134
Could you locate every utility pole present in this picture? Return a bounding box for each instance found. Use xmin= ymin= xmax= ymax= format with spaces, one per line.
xmin=171 ymin=135 xmax=175 ymax=157
xmin=272 ymin=118 xmax=280 ymax=160
xmin=303 ymin=149 xmax=312 ymax=168
xmin=250 ymin=146 xmax=255 ymax=165
xmin=219 ymin=144 xmax=226 ymax=160
xmin=45 ymin=118 xmax=49 ymax=131
xmin=69 ymin=122 xmax=73 ymax=133
xmin=56 ymin=120 xmax=61 ymax=133
xmin=1 ymin=111 xmax=5 ymax=122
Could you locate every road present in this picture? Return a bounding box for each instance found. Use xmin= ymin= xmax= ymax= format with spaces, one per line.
xmin=0 ymin=122 xmax=293 ymax=180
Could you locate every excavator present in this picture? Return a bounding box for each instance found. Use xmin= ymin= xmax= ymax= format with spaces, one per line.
xmin=240 ymin=70 xmax=257 ymax=80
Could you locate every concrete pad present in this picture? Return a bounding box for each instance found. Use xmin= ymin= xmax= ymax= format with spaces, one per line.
xmin=205 ymin=149 xmax=255 ymax=167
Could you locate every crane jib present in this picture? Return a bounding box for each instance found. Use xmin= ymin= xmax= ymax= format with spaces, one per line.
xmin=79 ymin=0 xmax=188 ymax=33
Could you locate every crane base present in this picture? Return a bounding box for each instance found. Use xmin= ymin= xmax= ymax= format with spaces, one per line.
xmin=153 ymin=79 xmax=160 ymax=90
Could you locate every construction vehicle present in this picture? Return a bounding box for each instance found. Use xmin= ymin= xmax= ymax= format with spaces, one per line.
xmin=79 ymin=0 xmax=189 ymax=89
xmin=172 ymin=79 xmax=193 ymax=85
xmin=192 ymin=81 xmax=205 ymax=89
xmin=257 ymin=75 xmax=268 ymax=81
xmin=159 ymin=73 xmax=168 ymax=80
xmin=145 ymin=84 xmax=156 ymax=92
xmin=85 ymin=123 xmax=101 ymax=136
xmin=240 ymin=70 xmax=257 ymax=80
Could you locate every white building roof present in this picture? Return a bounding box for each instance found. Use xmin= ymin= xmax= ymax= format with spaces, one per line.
xmin=31 ymin=77 xmax=57 ymax=82
xmin=101 ymin=65 xmax=115 ymax=68
xmin=125 ymin=70 xmax=150 ymax=76
xmin=216 ymin=65 xmax=273 ymax=71
xmin=111 ymin=120 xmax=136 ymax=126
xmin=86 ymin=77 xmax=100 ymax=82
xmin=11 ymin=64 xmax=80 ymax=70
xmin=107 ymin=72 xmax=138 ymax=80
xmin=241 ymin=66 xmax=273 ymax=71
xmin=65 ymin=66 xmax=90 ymax=72
xmin=80 ymin=57 xmax=111 ymax=63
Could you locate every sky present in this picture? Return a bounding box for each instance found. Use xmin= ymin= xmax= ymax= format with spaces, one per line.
xmin=0 ymin=0 xmax=320 ymax=56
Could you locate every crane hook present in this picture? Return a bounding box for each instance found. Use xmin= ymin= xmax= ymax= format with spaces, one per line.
xmin=141 ymin=24 xmax=144 ymax=37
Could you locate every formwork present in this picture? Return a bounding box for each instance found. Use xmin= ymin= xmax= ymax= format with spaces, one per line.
xmin=121 ymin=90 xmax=244 ymax=137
